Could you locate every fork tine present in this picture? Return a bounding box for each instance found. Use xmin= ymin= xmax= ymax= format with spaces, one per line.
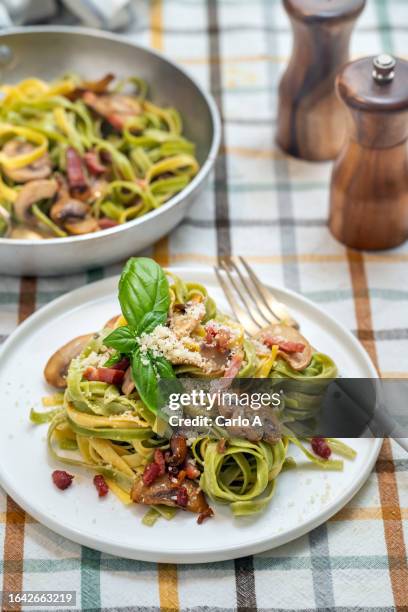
xmin=239 ymin=257 xmax=299 ymax=328
xmin=214 ymin=265 xmax=260 ymax=336
xmin=227 ymin=258 xmax=279 ymax=326
xmin=220 ymin=257 xmax=267 ymax=330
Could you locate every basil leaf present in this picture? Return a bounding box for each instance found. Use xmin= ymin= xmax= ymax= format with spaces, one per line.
xmin=132 ymin=349 xmax=160 ymax=413
xmin=132 ymin=349 xmax=176 ymax=414
xmin=104 ymin=326 xmax=137 ymax=354
xmin=103 ymin=351 xmax=122 ymax=367
xmin=119 ymin=258 xmax=170 ymax=332
xmin=137 ymin=311 xmax=167 ymax=336
xmin=154 ymin=355 xmax=177 ymax=379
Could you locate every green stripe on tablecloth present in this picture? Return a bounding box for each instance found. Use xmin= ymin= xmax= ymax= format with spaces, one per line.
xmin=81 ymin=546 xmax=101 ymax=611
xmin=79 ymin=270 xmax=104 ymax=611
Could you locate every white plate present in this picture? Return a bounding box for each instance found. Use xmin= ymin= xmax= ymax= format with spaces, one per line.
xmin=0 ymin=267 xmax=380 ymax=563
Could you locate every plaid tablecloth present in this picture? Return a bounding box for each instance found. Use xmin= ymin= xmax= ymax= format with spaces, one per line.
xmin=1 ymin=0 xmax=408 ymax=610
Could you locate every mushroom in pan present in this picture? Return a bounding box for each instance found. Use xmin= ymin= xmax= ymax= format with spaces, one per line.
xmin=13 ymin=178 xmax=58 ymax=225
xmin=50 ymin=193 xmax=99 ymax=235
xmin=1 ymin=140 xmax=52 ymax=183
xmin=9 ymin=226 xmax=45 ymax=240
xmin=50 ymin=197 xmax=90 ymax=225
xmin=64 ymin=217 xmax=99 ymax=235
xmin=44 ymin=334 xmax=94 ymax=389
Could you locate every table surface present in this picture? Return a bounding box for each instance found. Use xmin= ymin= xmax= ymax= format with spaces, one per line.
xmin=1 ymin=0 xmax=408 ymax=610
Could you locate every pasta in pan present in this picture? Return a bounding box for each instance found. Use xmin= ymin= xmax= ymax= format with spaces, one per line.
xmin=0 ymin=74 xmax=199 ymax=239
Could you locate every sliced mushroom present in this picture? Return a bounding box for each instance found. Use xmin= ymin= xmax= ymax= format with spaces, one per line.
xmin=14 ymin=179 xmax=58 ymax=224
xmin=64 ymin=217 xmax=99 ymax=235
xmin=44 ymin=334 xmax=94 ymax=389
xmin=131 ymin=474 xmax=210 ymax=515
xmin=50 ymin=197 xmax=90 ymax=224
xmin=9 ymin=226 xmax=45 ymax=240
xmin=1 ymin=140 xmax=51 ymax=183
xmin=256 ymin=324 xmax=313 ymax=371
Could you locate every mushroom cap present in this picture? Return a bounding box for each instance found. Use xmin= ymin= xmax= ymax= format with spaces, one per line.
xmin=2 ymin=140 xmax=51 ymax=183
xmin=44 ymin=334 xmax=94 ymax=389
xmin=64 ymin=216 xmax=99 ymax=235
xmin=50 ymin=197 xmax=90 ymax=223
xmin=9 ymin=226 xmax=45 ymax=240
xmin=14 ymin=178 xmax=58 ymax=223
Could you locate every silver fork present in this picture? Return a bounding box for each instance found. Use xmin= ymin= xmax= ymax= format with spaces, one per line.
xmin=214 ymin=256 xmax=299 ymax=334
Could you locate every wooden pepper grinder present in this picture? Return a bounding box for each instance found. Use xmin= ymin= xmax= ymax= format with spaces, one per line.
xmin=329 ymin=54 xmax=408 ymax=250
xmin=277 ymin=0 xmax=366 ymax=161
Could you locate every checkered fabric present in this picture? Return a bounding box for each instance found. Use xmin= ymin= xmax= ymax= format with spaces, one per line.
xmin=1 ymin=0 xmax=408 ymax=610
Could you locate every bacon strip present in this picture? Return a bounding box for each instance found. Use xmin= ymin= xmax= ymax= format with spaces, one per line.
xmin=83 ymin=366 xmax=124 ymax=385
xmin=84 ymin=151 xmax=107 ymax=176
xmin=262 ymin=335 xmax=305 ymax=354
xmin=66 ymin=147 xmax=88 ymax=195
xmin=223 ymin=353 xmax=243 ymax=378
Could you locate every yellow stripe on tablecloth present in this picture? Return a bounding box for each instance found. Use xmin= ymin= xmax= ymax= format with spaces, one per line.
xmin=170 ymin=252 xmax=408 ymax=265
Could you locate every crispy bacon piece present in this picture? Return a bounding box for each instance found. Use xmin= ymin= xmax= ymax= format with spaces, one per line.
xmin=263 ymin=336 xmax=305 ymax=354
xmin=98 ymin=218 xmax=119 ymax=230
xmin=106 ymin=113 xmax=127 ymax=131
xmin=142 ymin=462 xmax=161 ymax=486
xmin=154 ymin=450 xmax=166 ymax=476
xmin=176 ymin=486 xmax=188 ymax=507
xmin=311 ymin=437 xmax=331 ymax=460
xmin=93 ymin=474 xmax=109 ymax=497
xmin=256 ymin=324 xmax=313 ymax=371
xmin=83 ymin=366 xmax=125 ymax=385
xmin=110 ymin=357 xmax=130 ymax=371
xmin=82 ymin=91 xmax=141 ymax=131
xmin=66 ymin=147 xmax=88 ymax=196
xmin=84 ymin=150 xmax=107 ymax=176
xmin=52 ymin=470 xmax=74 ymax=490
xmin=205 ymin=322 xmax=231 ymax=352
xmin=185 ymin=462 xmax=200 ymax=480
xmin=223 ymin=352 xmax=243 ymax=378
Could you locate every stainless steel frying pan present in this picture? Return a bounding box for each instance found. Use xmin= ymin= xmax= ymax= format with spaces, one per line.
xmin=0 ymin=27 xmax=220 ymax=276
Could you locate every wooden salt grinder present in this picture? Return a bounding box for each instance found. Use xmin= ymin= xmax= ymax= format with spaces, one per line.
xmin=277 ymin=0 xmax=366 ymax=161
xmin=329 ymin=54 xmax=408 ymax=250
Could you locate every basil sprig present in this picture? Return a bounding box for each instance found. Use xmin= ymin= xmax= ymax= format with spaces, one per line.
xmin=104 ymin=257 xmax=176 ymax=413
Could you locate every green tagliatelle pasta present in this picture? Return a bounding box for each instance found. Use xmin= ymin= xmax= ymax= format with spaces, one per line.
xmin=32 ymin=258 xmax=356 ymax=524
xmin=195 ymin=437 xmax=288 ymax=516
xmin=0 ymin=74 xmax=199 ymax=239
